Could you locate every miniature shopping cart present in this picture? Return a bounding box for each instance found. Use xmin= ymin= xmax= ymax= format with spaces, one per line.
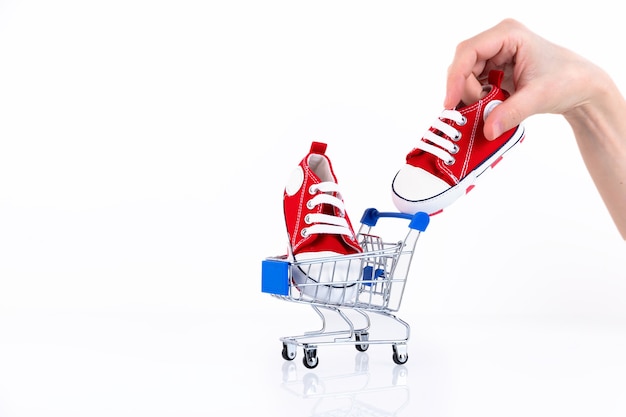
xmin=262 ymin=208 xmax=429 ymax=369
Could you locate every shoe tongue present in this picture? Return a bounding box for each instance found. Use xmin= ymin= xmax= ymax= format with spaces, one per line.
xmin=304 ymin=190 xmax=360 ymax=255
xmin=321 ymin=194 xmax=338 ymax=216
xmin=308 ymin=154 xmax=336 ymax=183
xmin=406 ymin=124 xmax=444 ymax=163
xmin=309 ymin=184 xmax=341 ymax=217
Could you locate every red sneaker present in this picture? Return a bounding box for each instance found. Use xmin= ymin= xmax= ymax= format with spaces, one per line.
xmin=283 ymin=141 xmax=362 ymax=303
xmin=391 ymin=70 xmax=525 ymax=215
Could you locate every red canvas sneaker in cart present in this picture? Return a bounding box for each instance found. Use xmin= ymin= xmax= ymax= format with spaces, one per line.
xmin=283 ymin=141 xmax=362 ymax=304
xmin=391 ymin=69 xmax=525 ymax=215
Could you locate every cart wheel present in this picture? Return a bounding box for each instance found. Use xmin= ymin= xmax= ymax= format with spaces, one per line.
xmin=303 ymin=347 xmax=319 ymax=369
xmin=282 ymin=343 xmax=296 ymax=361
xmin=392 ymin=344 xmax=408 ymax=365
xmin=355 ymin=332 xmax=369 ymax=352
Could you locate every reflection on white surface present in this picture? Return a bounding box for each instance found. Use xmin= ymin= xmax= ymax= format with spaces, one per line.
xmin=1 ymin=309 xmax=626 ymax=416
xmin=267 ymin=310 xmax=626 ymax=417
xmin=280 ymin=354 xmax=410 ymax=417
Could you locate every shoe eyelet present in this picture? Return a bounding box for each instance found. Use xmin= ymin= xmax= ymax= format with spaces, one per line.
xmin=454 ymin=131 xmax=462 ymax=141
xmin=450 ymin=144 xmax=459 ymax=155
xmin=304 ymin=214 xmax=311 ymax=224
xmin=306 ymin=200 xmax=314 ymax=209
xmin=308 ymin=185 xmax=317 ymax=194
xmin=445 ymin=157 xmax=456 ymax=166
xmin=458 ymin=116 xmax=467 ymax=126
xmin=301 ymin=228 xmax=308 ymax=237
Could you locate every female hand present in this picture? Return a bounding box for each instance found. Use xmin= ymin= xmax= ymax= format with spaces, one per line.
xmin=444 ymin=18 xmax=610 ymax=140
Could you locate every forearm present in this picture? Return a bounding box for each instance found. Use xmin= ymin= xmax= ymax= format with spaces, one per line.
xmin=564 ymin=73 xmax=626 ymax=240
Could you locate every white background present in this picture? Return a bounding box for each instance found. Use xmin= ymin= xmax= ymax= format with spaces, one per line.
xmin=0 ymin=1 xmax=625 ymax=416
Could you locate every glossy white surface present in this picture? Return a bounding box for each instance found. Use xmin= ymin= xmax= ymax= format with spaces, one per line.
xmin=0 ymin=1 xmax=625 ymax=415
xmin=2 ymin=309 xmax=626 ymax=416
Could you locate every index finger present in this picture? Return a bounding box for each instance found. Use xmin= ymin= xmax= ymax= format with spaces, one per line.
xmin=444 ymin=19 xmax=523 ymax=108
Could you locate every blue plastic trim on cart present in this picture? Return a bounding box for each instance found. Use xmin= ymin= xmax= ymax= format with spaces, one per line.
xmin=262 ymin=258 xmax=290 ymax=296
xmin=362 ymin=265 xmax=385 ymax=286
xmin=360 ymin=208 xmax=430 ymax=231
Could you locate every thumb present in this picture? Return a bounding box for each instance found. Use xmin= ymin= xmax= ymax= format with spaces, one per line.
xmin=484 ymin=89 xmax=536 ymax=140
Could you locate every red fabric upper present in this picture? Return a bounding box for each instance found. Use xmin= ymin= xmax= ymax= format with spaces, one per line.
xmin=283 ymin=142 xmax=362 ymax=258
xmin=406 ymin=70 xmax=518 ymax=187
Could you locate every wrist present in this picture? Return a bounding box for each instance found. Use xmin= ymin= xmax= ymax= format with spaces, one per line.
xmin=563 ymin=66 xmax=619 ymax=127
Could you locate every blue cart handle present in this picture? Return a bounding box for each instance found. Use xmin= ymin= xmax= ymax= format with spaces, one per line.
xmin=360 ymin=208 xmax=430 ymax=231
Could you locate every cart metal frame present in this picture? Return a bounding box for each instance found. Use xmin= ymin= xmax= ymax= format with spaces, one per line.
xmin=262 ymin=208 xmax=429 ymax=368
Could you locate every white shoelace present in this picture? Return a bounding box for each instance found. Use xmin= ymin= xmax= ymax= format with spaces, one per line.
xmin=301 ymin=181 xmax=353 ymax=238
xmin=413 ymin=109 xmax=467 ymax=165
